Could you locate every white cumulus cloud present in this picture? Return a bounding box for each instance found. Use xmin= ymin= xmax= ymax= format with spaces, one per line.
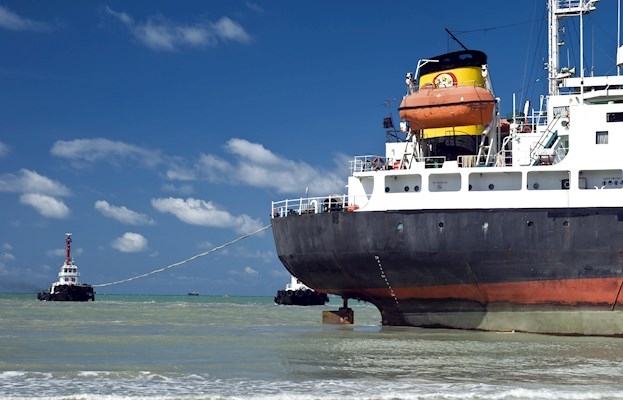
xmin=210 ymin=17 xmax=252 ymax=43
xmin=0 ymin=169 xmax=70 ymax=196
xmin=151 ymin=197 xmax=262 ymax=234
xmin=244 ymin=266 xmax=258 ymax=276
xmin=95 ymin=200 xmax=155 ymax=225
xmin=50 ymin=138 xmax=162 ymax=168
xmin=191 ymin=138 xmax=346 ymax=195
xmin=0 ymin=5 xmax=51 ymax=32
xmin=111 ymin=232 xmax=148 ymax=253
xmin=105 ymin=6 xmax=251 ymax=51
xmin=19 ymin=193 xmax=70 ymax=219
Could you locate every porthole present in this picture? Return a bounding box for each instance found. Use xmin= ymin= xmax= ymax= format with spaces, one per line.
xmin=404 ymin=186 xmax=409 ymax=192
xmin=533 ymin=183 xmax=540 ymax=189
xmin=488 ymin=184 xmax=494 ymax=190
xmin=438 ymin=222 xmax=444 ymax=228
xmin=527 ymin=221 xmax=534 ymax=227
xmin=385 ymin=187 xmax=390 ymax=193
xmin=414 ymin=185 xmax=420 ymax=192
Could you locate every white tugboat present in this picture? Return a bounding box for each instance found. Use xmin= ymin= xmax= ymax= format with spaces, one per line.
xmin=274 ymin=275 xmax=329 ymax=306
xmin=37 ymin=233 xmax=95 ymax=302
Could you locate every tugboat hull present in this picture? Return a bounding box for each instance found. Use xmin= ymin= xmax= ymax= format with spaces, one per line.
xmin=37 ymin=284 xmax=95 ymax=302
xmin=274 ymin=288 xmax=329 ymax=306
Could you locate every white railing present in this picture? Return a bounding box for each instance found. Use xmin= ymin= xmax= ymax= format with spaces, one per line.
xmin=272 ymin=194 xmax=369 ymax=218
xmin=350 ymin=155 xmax=383 ymax=173
xmin=350 ymin=154 xmax=447 ymax=173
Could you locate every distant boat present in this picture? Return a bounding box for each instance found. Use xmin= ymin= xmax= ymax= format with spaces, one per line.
xmin=188 ymin=291 xmax=199 ymax=296
xmin=37 ymin=233 xmax=95 ymax=302
xmin=274 ymin=275 xmax=329 ymax=306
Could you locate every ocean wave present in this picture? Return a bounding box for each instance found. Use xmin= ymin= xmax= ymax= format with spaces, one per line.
xmin=2 ymin=373 xmax=623 ymax=400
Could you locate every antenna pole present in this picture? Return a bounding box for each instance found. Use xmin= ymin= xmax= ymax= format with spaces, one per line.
xmin=65 ymin=233 xmax=72 ymax=264
xmin=444 ymin=28 xmax=469 ymax=51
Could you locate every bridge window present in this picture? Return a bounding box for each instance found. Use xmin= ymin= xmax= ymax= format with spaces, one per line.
xmin=606 ymin=112 xmax=623 ymax=122
xmin=596 ymin=131 xmax=608 ymax=144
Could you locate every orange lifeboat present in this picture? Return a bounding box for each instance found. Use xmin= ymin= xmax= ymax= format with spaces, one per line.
xmin=398 ymin=84 xmax=495 ymax=130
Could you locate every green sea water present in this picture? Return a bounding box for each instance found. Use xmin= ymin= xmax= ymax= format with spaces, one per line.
xmin=2 ymin=293 xmax=623 ymax=400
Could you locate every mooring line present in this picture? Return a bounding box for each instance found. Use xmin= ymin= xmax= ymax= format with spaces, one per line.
xmin=611 ymin=278 xmax=623 ymax=310
xmin=375 ymin=255 xmax=400 ymax=308
xmin=93 ymin=224 xmax=272 ymax=287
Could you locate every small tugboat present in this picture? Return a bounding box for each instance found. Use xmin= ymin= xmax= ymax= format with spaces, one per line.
xmin=37 ymin=233 xmax=95 ymax=302
xmin=274 ymin=275 xmax=329 ymax=306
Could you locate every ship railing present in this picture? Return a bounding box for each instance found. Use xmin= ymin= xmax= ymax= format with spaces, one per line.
xmin=415 ymin=79 xmax=487 ymax=92
xmin=351 ymin=155 xmax=384 ymax=173
xmin=272 ymin=194 xmax=366 ymax=218
xmin=514 ymin=107 xmax=548 ymax=133
xmin=351 ymin=155 xmax=447 ymax=173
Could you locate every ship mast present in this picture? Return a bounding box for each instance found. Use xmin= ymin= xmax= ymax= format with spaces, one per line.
xmin=56 ymin=233 xmax=80 ymax=286
xmin=65 ymin=233 xmax=72 ymax=265
xmin=548 ymin=0 xmax=599 ymax=96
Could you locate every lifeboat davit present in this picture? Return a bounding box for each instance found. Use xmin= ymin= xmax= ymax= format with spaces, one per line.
xmin=398 ymin=84 xmax=495 ymax=130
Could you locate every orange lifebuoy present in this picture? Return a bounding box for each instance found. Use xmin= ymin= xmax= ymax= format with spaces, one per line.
xmin=346 ymin=205 xmax=359 ymax=212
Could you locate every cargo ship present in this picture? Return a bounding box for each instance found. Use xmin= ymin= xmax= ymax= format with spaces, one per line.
xmin=270 ymin=0 xmax=623 ymax=336
xmin=37 ymin=234 xmax=95 ymax=302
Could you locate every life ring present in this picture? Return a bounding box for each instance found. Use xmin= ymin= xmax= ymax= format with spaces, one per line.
xmin=347 ymin=204 xmax=359 ymax=212
xmin=372 ymin=157 xmax=384 ymax=170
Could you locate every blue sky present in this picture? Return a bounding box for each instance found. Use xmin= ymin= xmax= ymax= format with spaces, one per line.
xmin=0 ymin=1 xmax=619 ymax=296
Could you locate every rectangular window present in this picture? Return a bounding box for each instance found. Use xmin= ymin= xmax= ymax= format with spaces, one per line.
xmin=607 ymin=112 xmax=623 ymax=122
xmin=596 ymin=131 xmax=608 ymax=144
xmin=553 ymin=106 xmax=569 ymax=118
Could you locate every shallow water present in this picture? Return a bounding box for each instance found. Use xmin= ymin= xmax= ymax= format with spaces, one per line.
xmin=1 ymin=294 xmax=623 ymax=400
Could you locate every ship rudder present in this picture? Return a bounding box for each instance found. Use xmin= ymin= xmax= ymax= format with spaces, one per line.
xmin=322 ymin=297 xmax=354 ymax=324
xmin=322 ymin=307 xmax=354 ymax=324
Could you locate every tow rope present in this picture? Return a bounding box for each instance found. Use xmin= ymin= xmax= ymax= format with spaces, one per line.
xmin=93 ymin=224 xmax=272 ymax=287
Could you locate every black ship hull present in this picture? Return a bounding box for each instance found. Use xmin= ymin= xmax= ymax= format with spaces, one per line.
xmin=271 ymin=207 xmax=623 ymax=335
xmin=37 ymin=284 xmax=95 ymax=302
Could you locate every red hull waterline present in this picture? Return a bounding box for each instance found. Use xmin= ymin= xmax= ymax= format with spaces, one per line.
xmin=323 ymin=278 xmax=623 ymax=336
